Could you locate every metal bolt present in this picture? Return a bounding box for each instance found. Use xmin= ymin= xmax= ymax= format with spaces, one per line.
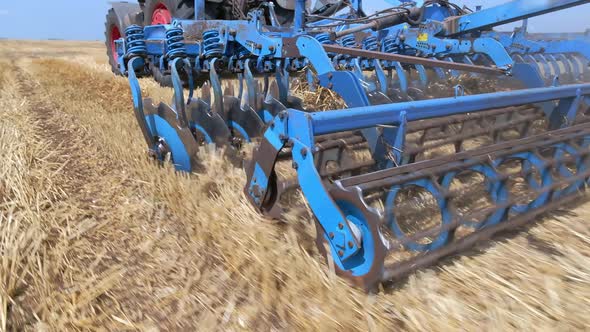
xmin=328 ymin=73 xmax=333 ymax=79
xmin=327 ymin=83 xmax=334 ymax=89
xmin=300 ymin=147 xmax=308 ymax=158
xmin=269 ymin=45 xmax=275 ymax=52
xmin=292 ymin=161 xmax=298 ymax=170
xmin=329 ymin=232 xmax=334 ymax=239
xmin=348 ymin=241 xmax=354 ymax=249
xmin=338 ymin=223 xmax=344 ymax=230
xmin=256 ymin=44 xmax=263 ymax=50
xmin=338 ymin=250 xmax=344 ymax=257
xmin=229 ymin=29 xmax=237 ymax=37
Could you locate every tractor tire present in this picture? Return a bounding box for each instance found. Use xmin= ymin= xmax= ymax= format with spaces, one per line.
xmin=105 ymin=3 xmax=143 ymax=75
xmin=142 ymin=0 xmax=195 ymax=25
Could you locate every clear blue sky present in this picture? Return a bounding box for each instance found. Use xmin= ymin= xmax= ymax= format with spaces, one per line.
xmin=0 ymin=0 xmax=589 ymax=40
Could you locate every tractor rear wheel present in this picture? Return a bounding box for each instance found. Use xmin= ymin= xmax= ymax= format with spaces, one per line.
xmin=105 ymin=4 xmax=143 ymax=75
xmin=142 ymin=0 xmax=196 ymax=25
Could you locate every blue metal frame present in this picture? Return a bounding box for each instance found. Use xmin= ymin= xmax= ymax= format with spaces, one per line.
xmin=111 ymin=0 xmax=590 ymax=285
xmin=245 ymin=82 xmax=590 ymax=268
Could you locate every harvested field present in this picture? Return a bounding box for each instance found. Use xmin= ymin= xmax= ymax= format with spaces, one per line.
xmin=0 ymin=40 xmax=589 ymax=331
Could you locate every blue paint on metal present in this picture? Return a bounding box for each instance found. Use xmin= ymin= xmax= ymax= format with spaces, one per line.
xmin=306 ymin=84 xmax=590 ymax=137
xmin=113 ymin=0 xmax=590 ymax=286
xmin=444 ymin=0 xmax=590 ymax=36
xmin=124 ymin=25 xmax=148 ymax=58
xmin=230 ymin=121 xmax=251 ymax=142
xmin=192 ymin=124 xmax=213 ymax=144
xmin=328 ymin=201 xmax=376 ymax=276
xmin=291 ymin=139 xmax=361 ymax=262
xmin=146 ymin=114 xmax=192 ymax=172
xmin=194 ymin=0 xmax=204 ymax=20
xmin=393 ymin=61 xmax=408 ymax=93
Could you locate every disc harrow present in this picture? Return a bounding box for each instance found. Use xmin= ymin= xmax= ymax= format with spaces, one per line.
xmin=105 ymin=0 xmax=590 ymax=290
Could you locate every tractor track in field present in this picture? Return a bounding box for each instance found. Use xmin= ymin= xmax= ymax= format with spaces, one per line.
xmin=7 ymin=62 xmax=136 ymax=329
xmin=15 ymin=65 xmax=99 ymax=202
xmin=8 ymin=61 xmax=190 ymax=330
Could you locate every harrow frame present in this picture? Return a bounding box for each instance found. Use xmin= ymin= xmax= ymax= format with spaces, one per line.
xmin=108 ymin=0 xmax=590 ymax=289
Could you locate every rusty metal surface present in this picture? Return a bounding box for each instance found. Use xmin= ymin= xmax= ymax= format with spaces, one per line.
xmin=322 ymin=44 xmax=507 ymax=75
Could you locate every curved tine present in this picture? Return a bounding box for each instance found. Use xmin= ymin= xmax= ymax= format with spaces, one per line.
xmin=574 ymin=54 xmax=590 ymax=79
xmin=275 ymin=60 xmax=289 ymax=104
xmin=183 ymin=58 xmax=195 ymax=103
xmin=237 ymin=72 xmax=245 ymax=103
xmin=367 ymin=90 xmax=393 ymax=105
xmin=127 ymin=57 xmax=155 ymax=148
xmin=244 ymin=59 xmax=258 ymax=109
xmin=209 ymin=58 xmax=225 ymax=116
xmin=263 ymin=74 xmax=270 ymax=96
xmin=430 ymin=57 xmax=447 ymax=80
xmin=225 ymin=95 xmax=264 ymax=141
xmin=537 ymin=54 xmax=556 ymax=79
xmin=512 ymin=54 xmax=526 ymax=63
xmin=546 ymin=54 xmax=562 ymax=81
xmin=186 ymin=98 xmax=231 ymax=146
xmin=461 ymin=55 xmax=478 ymax=77
xmin=530 ymin=54 xmax=551 ymax=81
xmin=201 ymin=81 xmax=211 ymax=106
xmin=374 ymin=59 xmax=388 ymax=94
xmin=393 ymin=61 xmax=408 ymax=93
xmin=563 ymin=54 xmax=582 ymax=82
xmin=306 ymin=66 xmax=317 ymax=92
xmin=267 ymin=77 xmax=280 ymax=97
xmin=556 ymin=54 xmax=575 ymax=83
xmin=170 ymin=58 xmax=189 ymax=127
xmin=353 ymin=58 xmax=377 ymax=92
xmin=282 ymin=60 xmax=291 ymax=101
xmin=445 ymin=57 xmax=460 ymax=77
xmin=414 ymin=64 xmax=428 ymax=89
xmin=352 ymin=58 xmax=364 ymax=80
xmin=264 ymin=81 xmax=288 ymax=120
xmin=518 ymin=54 xmax=547 ymax=80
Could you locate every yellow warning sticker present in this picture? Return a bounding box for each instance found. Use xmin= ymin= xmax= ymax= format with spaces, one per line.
xmin=417 ymin=33 xmax=429 ymax=42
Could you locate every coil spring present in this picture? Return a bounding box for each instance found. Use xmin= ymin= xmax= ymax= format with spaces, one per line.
xmin=124 ymin=25 xmax=147 ymax=57
xmin=362 ymin=36 xmax=378 ymax=51
xmin=315 ymin=33 xmax=336 ymax=57
xmin=315 ymin=33 xmax=333 ymax=45
xmin=165 ymin=27 xmax=187 ymax=59
xmin=339 ymin=35 xmax=357 ymax=48
xmin=382 ymin=37 xmax=398 ymax=54
xmin=202 ymin=29 xmax=224 ymax=59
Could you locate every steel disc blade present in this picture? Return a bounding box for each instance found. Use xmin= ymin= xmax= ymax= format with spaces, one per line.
xmin=144 ymin=100 xmax=201 ymax=172
xmin=186 ymin=98 xmax=232 ymax=146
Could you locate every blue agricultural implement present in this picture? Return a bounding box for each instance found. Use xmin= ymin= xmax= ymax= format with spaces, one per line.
xmin=105 ymin=0 xmax=590 ymax=289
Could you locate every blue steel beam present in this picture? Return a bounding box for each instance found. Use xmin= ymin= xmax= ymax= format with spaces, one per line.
xmin=443 ymin=0 xmax=590 ymax=37
xmin=194 ymin=0 xmax=205 ymax=20
xmin=304 ymin=83 xmax=590 ymax=136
